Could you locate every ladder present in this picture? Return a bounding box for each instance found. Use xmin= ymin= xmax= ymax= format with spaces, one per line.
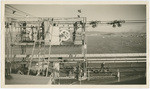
xmin=27 ymin=20 xmax=54 ymax=76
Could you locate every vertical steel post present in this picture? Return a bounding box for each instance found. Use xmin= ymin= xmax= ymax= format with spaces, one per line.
xmin=37 ymin=21 xmax=42 ymax=76
xmin=46 ymin=18 xmax=54 ymax=77
xmin=82 ymin=17 xmax=87 ymax=78
xmin=9 ymin=21 xmax=13 ymax=74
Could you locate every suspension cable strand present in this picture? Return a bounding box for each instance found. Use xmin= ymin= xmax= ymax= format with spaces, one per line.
xmin=6 ymin=5 xmax=35 ymax=17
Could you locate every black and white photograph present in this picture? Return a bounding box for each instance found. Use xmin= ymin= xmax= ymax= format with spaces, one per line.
xmin=1 ymin=1 xmax=149 ymax=87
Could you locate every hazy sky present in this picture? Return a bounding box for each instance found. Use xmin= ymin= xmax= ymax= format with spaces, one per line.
xmin=7 ymin=5 xmax=146 ymax=21
xmin=6 ymin=4 xmax=146 ymax=33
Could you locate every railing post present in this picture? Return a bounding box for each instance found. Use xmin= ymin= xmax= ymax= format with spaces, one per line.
xmin=88 ymin=69 xmax=90 ymax=81
xmin=117 ymin=69 xmax=120 ymax=82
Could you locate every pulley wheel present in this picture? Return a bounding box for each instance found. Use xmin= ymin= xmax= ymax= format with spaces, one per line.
xmin=60 ymin=30 xmax=70 ymax=41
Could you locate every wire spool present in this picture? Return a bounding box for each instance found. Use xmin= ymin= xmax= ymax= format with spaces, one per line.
xmin=59 ymin=30 xmax=71 ymax=41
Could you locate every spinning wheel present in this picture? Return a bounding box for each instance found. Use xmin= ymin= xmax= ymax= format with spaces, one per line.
xmin=60 ymin=30 xmax=70 ymax=41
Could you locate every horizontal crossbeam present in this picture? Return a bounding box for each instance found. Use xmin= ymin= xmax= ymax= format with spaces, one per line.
xmin=5 ymin=53 xmax=146 ymax=62
xmin=6 ymin=53 xmax=146 ymax=58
